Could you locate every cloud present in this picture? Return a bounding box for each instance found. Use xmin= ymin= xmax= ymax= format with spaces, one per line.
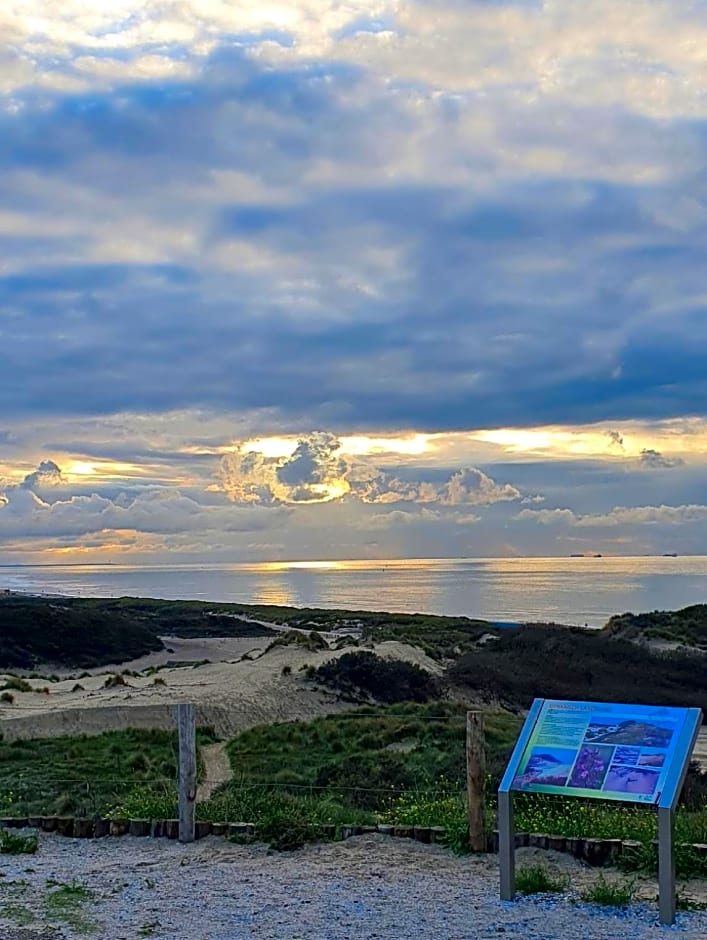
xmin=0 ymin=460 xmax=279 ymax=542
xmin=515 ymin=508 xmax=579 ymax=526
xmin=275 ymin=431 xmax=348 ymax=498
xmin=638 ymin=448 xmax=686 ymax=469
xmin=606 ymin=430 xmax=624 ymax=449
xmin=21 ymin=459 xmax=64 ymax=490
xmin=220 ymin=431 xmax=522 ymax=508
xmin=516 ymin=504 xmax=707 ymax=527
xmin=441 ymin=467 xmax=520 ymax=505
xmin=360 ymin=507 xmax=445 ymax=529
xmin=1 ymin=2 xmax=707 ymax=564
xmin=0 ymin=5 xmax=706 ymax=436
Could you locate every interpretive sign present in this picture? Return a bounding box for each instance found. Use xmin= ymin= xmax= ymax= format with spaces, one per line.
xmin=498 ymin=698 xmax=702 ymax=925
xmin=509 ymin=699 xmax=697 ymax=805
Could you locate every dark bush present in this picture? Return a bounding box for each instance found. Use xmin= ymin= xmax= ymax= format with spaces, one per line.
xmin=0 ymin=595 xmax=277 ymax=670
xmin=681 ymin=761 xmax=707 ymax=811
xmin=313 ymin=652 xmax=439 ymax=704
xmin=450 ymin=624 xmax=707 ymax=713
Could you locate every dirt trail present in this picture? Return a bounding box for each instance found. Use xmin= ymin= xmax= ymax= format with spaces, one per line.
xmin=197 ymin=742 xmax=233 ymax=802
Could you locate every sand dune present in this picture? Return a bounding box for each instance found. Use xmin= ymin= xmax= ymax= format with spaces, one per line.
xmin=0 ymin=639 xmax=442 ymax=741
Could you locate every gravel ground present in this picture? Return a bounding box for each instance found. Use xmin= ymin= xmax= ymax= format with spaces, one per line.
xmin=2 ymin=833 xmax=707 ymax=939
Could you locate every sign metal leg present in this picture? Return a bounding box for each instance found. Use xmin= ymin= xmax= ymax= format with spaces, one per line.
xmin=498 ymin=790 xmax=515 ymax=901
xmin=658 ymin=807 xmax=675 ymax=926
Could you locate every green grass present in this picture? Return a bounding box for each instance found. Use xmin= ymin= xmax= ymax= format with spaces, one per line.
xmin=580 ymin=873 xmax=636 ymax=907
xmin=676 ymin=893 xmax=707 ymax=911
xmin=618 ymin=839 xmax=707 ymax=880
xmin=111 ymin=784 xmax=376 ymax=851
xmin=0 ymin=727 xmax=221 ymax=817
xmin=138 ymin=922 xmax=161 ymax=936
xmin=380 ymin=784 xmax=470 ymax=853
xmin=45 ymin=880 xmax=95 ymax=934
xmin=513 ymin=793 xmax=707 ymax=847
xmin=359 ymin=617 xmax=496 ymax=660
xmin=515 ymin=864 xmax=569 ymax=895
xmin=0 ymin=902 xmax=34 ymax=926
xmin=224 ymin=703 xmax=520 ymax=804
xmin=0 ymin=830 xmax=38 ymax=854
xmin=103 ymin=783 xmax=178 ymax=821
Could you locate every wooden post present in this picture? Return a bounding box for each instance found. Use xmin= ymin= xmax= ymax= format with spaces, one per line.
xmin=466 ymin=709 xmax=486 ymax=852
xmin=177 ymin=703 xmax=196 ymax=844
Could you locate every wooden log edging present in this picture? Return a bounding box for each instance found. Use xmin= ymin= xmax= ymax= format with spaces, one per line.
xmin=2 ymin=816 xmax=703 ymax=866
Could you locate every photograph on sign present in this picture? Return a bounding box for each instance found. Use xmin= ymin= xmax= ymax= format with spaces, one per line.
xmin=509 ymin=700 xmax=692 ymax=804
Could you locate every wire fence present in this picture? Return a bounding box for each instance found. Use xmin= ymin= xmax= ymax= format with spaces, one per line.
xmin=1 ymin=712 xmax=703 ymax=851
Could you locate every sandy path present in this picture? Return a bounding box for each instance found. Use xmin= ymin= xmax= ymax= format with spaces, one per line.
xmin=197 ymin=742 xmax=233 ymax=801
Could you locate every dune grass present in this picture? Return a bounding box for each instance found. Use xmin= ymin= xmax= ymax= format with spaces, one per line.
xmin=0 ymin=728 xmax=190 ymax=817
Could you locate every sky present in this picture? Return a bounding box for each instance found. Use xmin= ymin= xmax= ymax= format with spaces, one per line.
xmin=1 ymin=0 xmax=707 ymax=564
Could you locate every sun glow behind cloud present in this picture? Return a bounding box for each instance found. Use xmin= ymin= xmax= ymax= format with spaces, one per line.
xmin=239 ymin=433 xmax=433 ymax=461
xmin=471 ymin=420 xmax=707 ymax=462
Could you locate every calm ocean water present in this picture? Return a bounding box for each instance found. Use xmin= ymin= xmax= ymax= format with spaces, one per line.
xmin=1 ymin=556 xmax=706 ymax=628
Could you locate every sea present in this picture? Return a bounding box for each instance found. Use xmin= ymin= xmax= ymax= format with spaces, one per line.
xmin=1 ymin=556 xmax=706 ymax=628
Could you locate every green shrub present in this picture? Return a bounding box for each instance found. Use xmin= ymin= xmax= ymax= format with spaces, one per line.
xmin=104 ymin=784 xmax=177 ymax=820
xmin=0 ymin=677 xmax=33 ymax=693
xmin=0 ymin=830 xmax=38 ymax=854
xmin=103 ymin=673 xmax=128 ymax=688
xmin=313 ymin=652 xmax=439 ymax=704
xmin=681 ymin=761 xmax=707 ymax=811
xmin=580 ymin=874 xmax=636 ymax=907
xmin=515 ymin=864 xmax=569 ymax=896
xmin=450 ymin=622 xmax=707 ymax=713
xmin=382 ymin=785 xmax=470 ymax=853
xmin=0 ymin=692 xmax=14 ymax=704
xmin=267 ymin=631 xmax=329 ymax=654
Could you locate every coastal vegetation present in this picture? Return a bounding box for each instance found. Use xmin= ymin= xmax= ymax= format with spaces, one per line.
xmin=604 ymin=604 xmax=707 ymax=649
xmin=450 ymin=623 xmax=707 ymax=712
xmin=1 ymin=595 xmax=707 ymax=863
xmin=2 ymin=709 xmax=707 ymax=867
xmin=0 ymin=728 xmax=182 ymax=816
xmin=0 ymin=594 xmax=276 ymax=669
xmin=514 ymin=864 xmax=569 ymax=896
xmin=312 ymin=652 xmax=440 ymax=704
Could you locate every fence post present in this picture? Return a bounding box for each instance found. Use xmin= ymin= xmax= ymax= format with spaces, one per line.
xmin=177 ymin=703 xmax=196 ymax=844
xmin=466 ymin=709 xmax=486 ymax=852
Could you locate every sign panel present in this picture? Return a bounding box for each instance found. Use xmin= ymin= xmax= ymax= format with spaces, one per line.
xmin=509 ymin=699 xmax=695 ymax=805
